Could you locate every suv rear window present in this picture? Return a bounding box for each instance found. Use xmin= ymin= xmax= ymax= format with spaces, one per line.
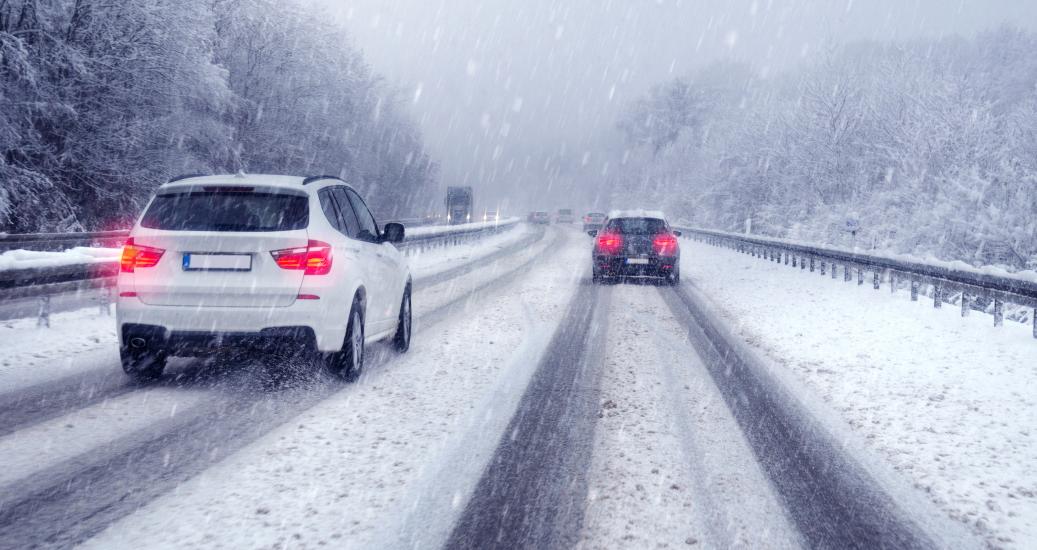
xmin=606 ymin=218 xmax=668 ymax=234
xmin=559 ymin=209 xmax=573 ymax=214
xmin=140 ymin=189 xmax=309 ymax=232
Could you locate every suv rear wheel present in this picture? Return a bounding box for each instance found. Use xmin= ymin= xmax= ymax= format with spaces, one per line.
xmin=120 ymin=347 xmax=166 ymax=381
xmin=326 ymin=298 xmax=364 ymax=382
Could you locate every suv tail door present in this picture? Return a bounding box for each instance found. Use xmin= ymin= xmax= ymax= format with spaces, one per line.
xmin=127 ymin=186 xmax=309 ymax=308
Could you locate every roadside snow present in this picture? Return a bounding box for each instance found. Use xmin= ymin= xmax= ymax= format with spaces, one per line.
xmin=681 ymin=238 xmax=1037 ymax=549
xmin=578 ymin=285 xmax=800 ymax=549
xmin=405 ymin=217 xmax=520 ymax=238
xmin=407 ymin=222 xmax=531 ymax=279
xmin=674 ymin=226 xmax=1037 ymax=285
xmin=0 ymin=309 xmax=118 ymax=393
xmin=0 ymin=247 xmax=120 ymax=272
xmin=82 ymin=228 xmax=587 ymax=550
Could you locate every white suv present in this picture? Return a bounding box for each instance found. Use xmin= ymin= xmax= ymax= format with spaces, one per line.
xmin=116 ymin=174 xmax=412 ymax=381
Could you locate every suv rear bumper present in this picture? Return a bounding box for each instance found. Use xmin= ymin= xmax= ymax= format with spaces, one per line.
xmin=117 ymin=297 xmax=346 ymax=353
xmin=121 ymin=323 xmax=316 ymax=357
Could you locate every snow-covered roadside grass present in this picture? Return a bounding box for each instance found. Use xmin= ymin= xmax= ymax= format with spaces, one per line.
xmin=81 ymin=230 xmax=587 ymax=550
xmin=578 ymin=285 xmax=800 ymax=550
xmin=407 ymin=221 xmax=531 ymax=279
xmin=681 ymin=239 xmax=1037 ymax=549
xmin=0 ymin=309 xmax=118 ymax=393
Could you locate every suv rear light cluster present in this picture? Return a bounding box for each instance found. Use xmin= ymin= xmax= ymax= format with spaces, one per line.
xmin=271 ymin=240 xmax=333 ymax=275
xmin=653 ymin=234 xmax=679 ymax=256
xmin=596 ymin=232 xmax=623 ymax=255
xmin=121 ymin=238 xmax=165 ymax=273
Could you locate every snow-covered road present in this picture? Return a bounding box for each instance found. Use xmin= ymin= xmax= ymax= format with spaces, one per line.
xmin=0 ymin=224 xmax=999 ymax=549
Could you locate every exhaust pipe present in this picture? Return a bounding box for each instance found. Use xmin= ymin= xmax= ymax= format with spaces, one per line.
xmin=129 ymin=337 xmax=147 ymax=349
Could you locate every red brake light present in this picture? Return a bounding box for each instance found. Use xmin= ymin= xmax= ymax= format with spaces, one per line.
xmin=120 ymin=238 xmax=165 ymax=273
xmin=271 ymin=240 xmax=333 ymax=275
xmin=653 ymin=233 xmax=679 ymax=256
xmin=596 ymin=232 xmax=623 ymax=255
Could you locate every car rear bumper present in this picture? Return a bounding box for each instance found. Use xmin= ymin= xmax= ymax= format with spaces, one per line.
xmin=594 ymin=255 xmax=678 ymax=277
xmin=121 ymin=323 xmax=317 ymax=357
xmin=116 ymin=296 xmax=346 ymax=354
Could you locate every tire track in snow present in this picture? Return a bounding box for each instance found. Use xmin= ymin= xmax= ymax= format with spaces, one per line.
xmin=659 ymin=283 xmax=942 ymax=550
xmin=446 ymin=276 xmax=611 ymax=550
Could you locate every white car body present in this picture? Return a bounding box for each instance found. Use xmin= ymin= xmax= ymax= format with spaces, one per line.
xmin=116 ymin=174 xmax=410 ymax=357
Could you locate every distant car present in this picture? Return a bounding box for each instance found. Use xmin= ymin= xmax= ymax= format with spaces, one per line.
xmin=556 ymin=208 xmax=575 ymax=223
xmin=116 ymin=174 xmax=412 ymax=382
xmin=531 ymin=211 xmax=551 ymax=224
xmin=589 ymin=210 xmax=681 ymax=284
xmin=483 ymin=210 xmax=499 ymax=222
xmin=582 ymin=212 xmax=606 ymax=232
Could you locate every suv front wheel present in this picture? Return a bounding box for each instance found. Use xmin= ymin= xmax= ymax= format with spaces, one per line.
xmin=392 ymin=287 xmax=412 ymax=352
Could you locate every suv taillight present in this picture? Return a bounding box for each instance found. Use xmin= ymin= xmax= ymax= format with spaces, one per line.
xmin=120 ymin=238 xmax=165 ymax=273
xmin=271 ymin=240 xmax=333 ymax=275
xmin=653 ymin=233 xmax=679 ymax=256
xmin=596 ymin=232 xmax=623 ymax=255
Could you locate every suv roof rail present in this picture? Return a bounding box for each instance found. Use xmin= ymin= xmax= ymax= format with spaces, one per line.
xmin=167 ymin=173 xmax=208 ymax=183
xmin=302 ymin=175 xmax=345 ymax=186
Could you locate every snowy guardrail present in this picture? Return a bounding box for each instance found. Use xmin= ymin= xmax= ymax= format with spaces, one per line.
xmin=0 ymin=218 xmax=521 ymax=296
xmin=675 ymin=226 xmax=1037 ymax=339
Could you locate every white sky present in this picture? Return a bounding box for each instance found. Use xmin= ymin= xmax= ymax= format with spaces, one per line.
xmin=315 ymin=0 xmax=1037 ymax=211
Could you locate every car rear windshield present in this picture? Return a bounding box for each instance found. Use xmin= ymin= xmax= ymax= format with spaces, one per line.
xmin=140 ymin=189 xmax=309 ymax=232
xmin=587 ymin=213 xmax=605 ymax=219
xmin=606 ymin=217 xmax=668 ymax=234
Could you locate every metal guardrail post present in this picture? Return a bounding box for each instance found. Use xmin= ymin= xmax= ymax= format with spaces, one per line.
xmin=993 ymin=297 xmax=1004 ymax=327
xmin=874 ymin=271 xmax=881 ymax=291
xmin=99 ymin=286 xmax=112 ymax=316
xmin=961 ymin=293 xmax=970 ymax=317
xmin=911 ymin=279 xmax=919 ymax=301
xmin=933 ymin=284 xmax=942 ymax=308
xmin=37 ymin=296 xmax=50 ymax=328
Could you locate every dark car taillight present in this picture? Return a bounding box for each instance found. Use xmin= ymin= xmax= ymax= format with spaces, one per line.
xmin=271 ymin=240 xmax=333 ymax=275
xmin=653 ymin=233 xmax=679 ymax=256
xmin=596 ymin=232 xmax=623 ymax=255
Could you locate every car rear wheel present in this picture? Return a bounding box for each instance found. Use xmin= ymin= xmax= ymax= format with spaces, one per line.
xmin=392 ymin=287 xmax=412 ymax=353
xmin=120 ymin=347 xmax=166 ymax=381
xmin=668 ymin=265 xmax=681 ymax=285
xmin=326 ymin=299 xmax=364 ymax=382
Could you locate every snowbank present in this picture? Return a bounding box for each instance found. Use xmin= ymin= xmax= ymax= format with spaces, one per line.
xmin=676 ymin=226 xmax=1037 ymax=286
xmin=681 ymin=238 xmax=1037 ymax=549
xmin=405 ymin=217 xmax=520 ymax=238
xmin=0 ymin=247 xmax=120 ymax=272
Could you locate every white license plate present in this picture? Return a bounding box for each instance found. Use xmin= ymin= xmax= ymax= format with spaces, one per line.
xmin=183 ymin=253 xmax=252 ymax=271
xmin=626 ymin=258 xmax=650 ymax=265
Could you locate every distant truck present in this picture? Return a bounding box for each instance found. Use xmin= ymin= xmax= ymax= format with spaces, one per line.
xmin=446 ymin=186 xmax=473 ymax=224
xmin=556 ymin=208 xmax=575 ymax=224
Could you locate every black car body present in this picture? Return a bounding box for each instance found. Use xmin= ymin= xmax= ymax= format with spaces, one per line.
xmin=590 ymin=212 xmax=681 ymax=284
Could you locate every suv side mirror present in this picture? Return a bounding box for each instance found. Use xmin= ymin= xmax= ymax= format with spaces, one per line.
xmin=673 ymin=230 xmax=682 ymax=237
xmin=587 ymin=230 xmax=598 ymax=237
xmin=382 ymin=222 xmax=405 ymax=244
